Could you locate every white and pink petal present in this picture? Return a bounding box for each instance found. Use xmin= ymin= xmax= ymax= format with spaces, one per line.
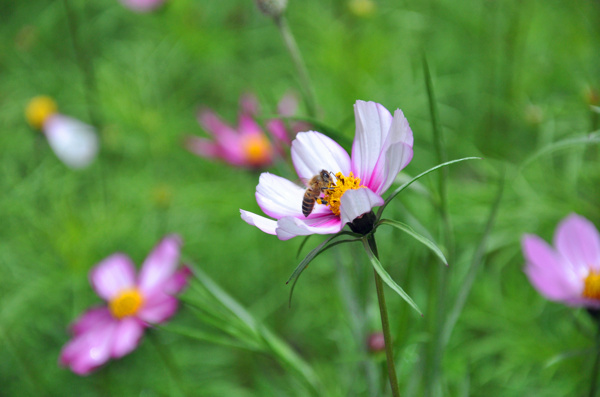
xmin=44 ymin=114 xmax=99 ymax=169
xmin=240 ymin=210 xmax=278 ymax=235
xmin=351 ymin=101 xmax=393 ymax=187
xmin=275 ymin=214 xmax=343 ymax=240
xmin=292 ymin=131 xmax=351 ymax=181
xmin=339 ymin=188 xmax=384 ymax=225
xmin=255 ymin=173 xmax=306 ymax=219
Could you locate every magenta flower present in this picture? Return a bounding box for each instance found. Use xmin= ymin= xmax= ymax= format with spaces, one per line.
xmin=522 ymin=214 xmax=600 ymax=308
xmin=240 ymin=100 xmax=413 ymax=240
xmin=185 ymin=93 xmax=300 ymax=169
xmin=59 ymin=235 xmax=189 ymax=375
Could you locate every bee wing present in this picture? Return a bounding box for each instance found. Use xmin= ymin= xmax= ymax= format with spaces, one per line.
xmin=296 ymin=177 xmax=311 ymax=188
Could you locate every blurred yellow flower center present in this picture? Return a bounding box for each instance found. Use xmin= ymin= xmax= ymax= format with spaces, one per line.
xmin=583 ymin=272 xmax=600 ymax=300
xmin=26 ymin=96 xmax=58 ymax=129
xmin=109 ymin=289 xmax=144 ymax=319
xmin=242 ymin=134 xmax=273 ymax=166
xmin=318 ymin=172 xmax=364 ymax=216
xmin=349 ymin=0 xmax=375 ymax=17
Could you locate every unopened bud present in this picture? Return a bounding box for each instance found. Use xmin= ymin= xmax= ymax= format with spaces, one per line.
xmin=584 ymin=86 xmax=599 ymax=106
xmin=254 ymin=0 xmax=287 ymax=18
xmin=523 ymin=104 xmax=543 ymax=126
xmin=367 ymin=332 xmax=385 ymax=353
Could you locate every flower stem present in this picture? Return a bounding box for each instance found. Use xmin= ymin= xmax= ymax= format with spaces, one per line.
xmin=273 ymin=15 xmax=318 ymax=118
xmin=589 ymin=323 xmax=600 ymax=397
xmin=148 ymin=331 xmax=188 ymax=397
xmin=368 ymin=234 xmax=400 ymax=397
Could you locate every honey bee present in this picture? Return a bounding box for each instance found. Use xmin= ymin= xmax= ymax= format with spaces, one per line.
xmin=302 ymin=169 xmax=335 ymax=217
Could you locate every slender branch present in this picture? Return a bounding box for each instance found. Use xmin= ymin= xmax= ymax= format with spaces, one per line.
xmin=367 ymin=234 xmax=400 ymax=397
xmin=273 ymin=15 xmax=318 ymax=118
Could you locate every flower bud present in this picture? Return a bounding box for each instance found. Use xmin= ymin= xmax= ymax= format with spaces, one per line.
xmin=347 ymin=210 xmax=376 ymax=235
xmin=254 ymin=0 xmax=287 ymax=18
xmin=367 ymin=332 xmax=385 ymax=353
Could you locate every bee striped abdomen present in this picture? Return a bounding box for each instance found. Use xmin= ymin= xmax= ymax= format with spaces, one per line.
xmin=302 ymin=191 xmax=317 ymax=217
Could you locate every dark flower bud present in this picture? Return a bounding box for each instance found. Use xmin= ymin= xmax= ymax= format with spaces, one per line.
xmin=347 ymin=210 xmax=376 ymax=235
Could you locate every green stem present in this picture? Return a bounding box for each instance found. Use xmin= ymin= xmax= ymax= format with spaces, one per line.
xmin=368 ymin=234 xmax=400 ymax=397
xmin=273 ymin=15 xmax=318 ymax=118
xmin=62 ymin=0 xmax=101 ymax=127
xmin=148 ymin=331 xmax=187 ymax=397
xmin=589 ymin=324 xmax=600 ymax=397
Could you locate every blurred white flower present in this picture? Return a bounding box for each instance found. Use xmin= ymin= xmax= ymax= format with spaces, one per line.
xmin=26 ymin=96 xmax=99 ymax=169
xmin=119 ymin=0 xmax=166 ymax=13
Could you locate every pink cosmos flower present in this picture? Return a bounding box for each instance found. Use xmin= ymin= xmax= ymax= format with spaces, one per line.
xmin=119 ymin=0 xmax=165 ymax=13
xmin=522 ymin=214 xmax=600 ymax=308
xmin=186 ymin=93 xmax=302 ymax=169
xmin=240 ymin=100 xmax=413 ymax=240
xmin=59 ymin=235 xmax=189 ymax=375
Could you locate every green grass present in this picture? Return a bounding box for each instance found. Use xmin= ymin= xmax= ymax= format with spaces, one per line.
xmin=1 ymin=0 xmax=600 ymax=395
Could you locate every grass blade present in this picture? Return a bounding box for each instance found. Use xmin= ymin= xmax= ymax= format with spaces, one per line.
xmin=520 ymin=131 xmax=600 ymax=170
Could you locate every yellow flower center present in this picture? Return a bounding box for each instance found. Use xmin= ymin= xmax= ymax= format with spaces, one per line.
xmin=26 ymin=96 xmax=58 ymax=129
xmin=109 ymin=289 xmax=144 ymax=319
xmin=318 ymin=172 xmax=364 ymax=216
xmin=242 ymin=134 xmax=273 ymax=166
xmin=583 ymin=271 xmax=600 ymax=300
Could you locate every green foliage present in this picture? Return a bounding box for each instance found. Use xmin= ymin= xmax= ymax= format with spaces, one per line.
xmin=1 ymin=0 xmax=600 ymax=395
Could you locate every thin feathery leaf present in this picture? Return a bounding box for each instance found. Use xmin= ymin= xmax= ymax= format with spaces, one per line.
xmin=287 ymin=233 xmax=361 ymax=306
xmin=296 ymin=235 xmax=311 ymax=259
xmin=361 ymin=238 xmax=422 ymax=316
xmin=376 ymin=219 xmax=448 ymax=266
xmin=378 ymin=157 xmax=481 ymax=219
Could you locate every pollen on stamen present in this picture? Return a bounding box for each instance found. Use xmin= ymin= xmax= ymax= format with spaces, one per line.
xmin=109 ymin=289 xmax=144 ymax=319
xmin=320 ymin=172 xmax=364 ymax=216
xmin=583 ymin=271 xmax=600 ymax=301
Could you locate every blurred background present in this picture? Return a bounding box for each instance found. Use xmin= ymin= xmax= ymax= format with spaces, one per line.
xmin=1 ymin=0 xmax=600 ymax=395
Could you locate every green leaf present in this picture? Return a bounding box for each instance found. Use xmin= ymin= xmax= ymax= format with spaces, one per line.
xmin=296 ymin=235 xmax=311 ymax=259
xmin=286 ymin=231 xmax=360 ymax=306
xmin=361 ymin=238 xmax=422 ymax=316
xmin=377 ymin=157 xmax=481 ymax=219
xmin=376 ymin=219 xmax=448 ymax=266
xmin=158 ymin=324 xmax=257 ymax=351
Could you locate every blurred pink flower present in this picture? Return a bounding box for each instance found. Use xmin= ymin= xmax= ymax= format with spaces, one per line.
xmin=119 ymin=0 xmax=165 ymax=13
xmin=186 ymin=93 xmax=303 ymax=169
xmin=522 ymin=214 xmax=600 ymax=308
xmin=240 ymin=100 xmax=413 ymax=240
xmin=59 ymin=235 xmax=190 ymax=375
